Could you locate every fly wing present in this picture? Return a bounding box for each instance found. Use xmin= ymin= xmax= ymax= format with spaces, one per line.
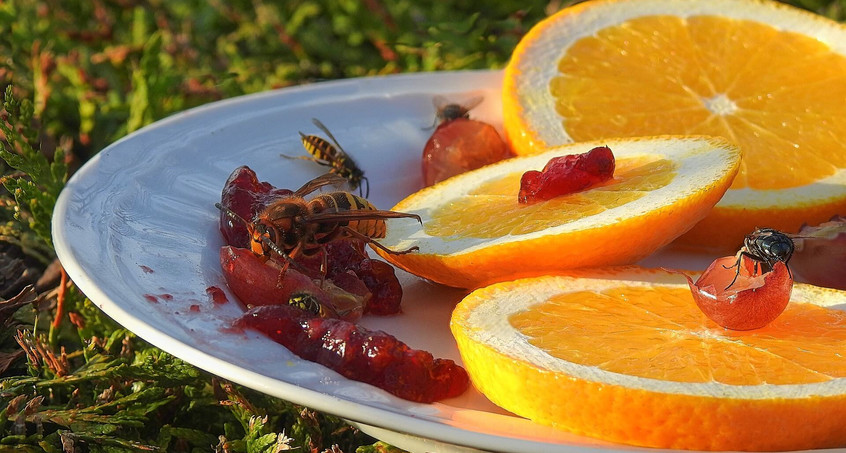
xmin=432 ymin=94 xmax=450 ymax=111
xmin=462 ymin=95 xmax=484 ymax=111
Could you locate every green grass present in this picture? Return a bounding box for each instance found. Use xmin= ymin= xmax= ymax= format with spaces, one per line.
xmin=1 ymin=1 xmax=844 ymax=451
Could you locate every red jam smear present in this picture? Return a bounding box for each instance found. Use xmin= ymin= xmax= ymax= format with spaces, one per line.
xmin=235 ymin=304 xmax=469 ymax=402
xmin=205 ymin=286 xmax=229 ymax=304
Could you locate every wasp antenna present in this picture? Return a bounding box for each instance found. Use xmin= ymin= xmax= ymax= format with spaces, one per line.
xmin=362 ymin=176 xmax=371 ymax=198
xmin=260 ymin=235 xmax=309 ymax=273
xmin=215 ymin=203 xmax=250 ymax=226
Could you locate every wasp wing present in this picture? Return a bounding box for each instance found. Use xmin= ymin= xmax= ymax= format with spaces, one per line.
xmin=304 ymin=210 xmax=422 ymax=224
xmin=293 ymin=173 xmax=349 ymax=197
xmin=310 ymin=118 xmax=348 ymax=154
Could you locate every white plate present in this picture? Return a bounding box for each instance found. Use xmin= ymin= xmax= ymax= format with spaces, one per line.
xmin=51 ymin=70 xmax=768 ymax=453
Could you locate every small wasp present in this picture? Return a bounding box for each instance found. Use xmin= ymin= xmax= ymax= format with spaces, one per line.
xmin=282 ymin=118 xmax=370 ymax=198
xmin=428 ymin=94 xmax=484 ymax=129
xmin=288 ymin=291 xmax=326 ymax=317
xmin=724 ymin=227 xmax=795 ymax=289
xmin=216 ymin=173 xmax=419 ymax=273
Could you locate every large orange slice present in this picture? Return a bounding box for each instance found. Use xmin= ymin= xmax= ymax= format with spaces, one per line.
xmin=503 ymin=0 xmax=846 ymax=250
xmin=450 ymin=267 xmax=846 ymax=451
xmin=375 ymin=136 xmax=739 ymax=288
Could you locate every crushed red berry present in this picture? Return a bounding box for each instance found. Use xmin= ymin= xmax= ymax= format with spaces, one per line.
xmin=285 ymin=237 xmax=404 ymax=315
xmin=235 ymin=304 xmax=469 ymax=402
xmin=219 ymin=166 xmax=293 ymax=248
xmin=217 ymin=167 xmax=404 ymax=316
xmin=518 ymin=145 xmax=615 ymax=204
xmin=220 ymin=245 xmax=367 ymax=321
xmin=355 ymin=259 xmax=403 ymax=315
xmin=206 ymin=286 xmax=229 ymax=304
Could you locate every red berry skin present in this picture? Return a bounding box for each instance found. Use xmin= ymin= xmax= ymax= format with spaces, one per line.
xmin=297 ymin=239 xmax=404 ymax=315
xmin=219 ymin=245 xmax=366 ymax=321
xmin=355 ymin=259 xmax=403 ymax=315
xmin=518 ymin=145 xmax=615 ymax=204
xmin=219 ymin=166 xmax=292 ymax=248
xmin=422 ymin=118 xmax=512 ymax=187
xmin=235 ymin=304 xmax=470 ymax=402
xmin=679 ymin=255 xmax=793 ymax=331
xmin=218 ymin=171 xmax=402 ymax=316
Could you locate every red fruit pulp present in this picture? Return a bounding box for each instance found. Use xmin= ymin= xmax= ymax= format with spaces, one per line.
xmin=219 ymin=245 xmax=366 ymax=321
xmin=217 ymin=167 xmax=404 ymax=316
xmin=421 ymin=118 xmax=511 ymax=186
xmin=235 ymin=304 xmax=469 ymax=402
xmin=679 ymin=255 xmax=794 ymax=330
xmin=518 ymin=145 xmax=615 ymax=204
xmin=295 ymin=239 xmax=404 ymax=315
xmin=219 ymin=166 xmax=292 ymax=248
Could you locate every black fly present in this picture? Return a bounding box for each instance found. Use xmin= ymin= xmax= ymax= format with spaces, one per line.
xmin=724 ymin=227 xmax=795 ymax=289
xmin=427 ymin=95 xmax=484 ymax=129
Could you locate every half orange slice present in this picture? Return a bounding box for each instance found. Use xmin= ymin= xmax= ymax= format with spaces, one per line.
xmin=503 ymin=0 xmax=846 ymax=250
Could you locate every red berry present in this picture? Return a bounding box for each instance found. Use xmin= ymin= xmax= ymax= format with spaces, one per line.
xmin=677 ymin=255 xmax=794 ymax=330
xmin=298 ymin=239 xmax=404 ymax=315
xmin=218 ymin=171 xmax=404 ymax=317
xmin=219 ymin=246 xmax=366 ymax=321
xmin=219 ymin=166 xmax=292 ymax=247
xmin=355 ymin=259 xmax=403 ymax=315
xmin=235 ymin=304 xmax=469 ymax=402
xmin=422 ymin=118 xmax=512 ymax=186
xmin=518 ymin=145 xmax=615 ymax=204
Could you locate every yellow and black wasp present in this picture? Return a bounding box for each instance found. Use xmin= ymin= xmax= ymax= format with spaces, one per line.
xmin=215 ymin=173 xmax=419 ymax=271
xmin=282 ymin=118 xmax=370 ymax=198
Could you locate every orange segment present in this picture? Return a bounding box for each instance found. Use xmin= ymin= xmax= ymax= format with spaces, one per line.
xmin=555 ymin=14 xmax=844 ymax=189
xmin=503 ymin=0 xmax=846 ymax=250
xmin=375 ymin=136 xmax=739 ymax=288
xmin=425 ymin=156 xmax=674 ymax=239
xmin=511 ymin=286 xmax=846 ymax=384
xmin=451 ymin=267 xmax=846 ymax=450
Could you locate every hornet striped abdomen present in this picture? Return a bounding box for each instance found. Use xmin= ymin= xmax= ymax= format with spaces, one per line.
xmin=310 ymin=192 xmax=387 ymax=239
xmin=215 ymin=173 xmax=418 ymax=270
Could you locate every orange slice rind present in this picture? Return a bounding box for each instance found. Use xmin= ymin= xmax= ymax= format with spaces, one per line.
xmin=376 ymin=136 xmax=739 ymax=288
xmin=450 ymin=266 xmax=846 ymax=451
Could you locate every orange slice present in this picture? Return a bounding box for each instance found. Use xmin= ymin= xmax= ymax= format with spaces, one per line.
xmin=503 ymin=0 xmax=846 ymax=250
xmin=375 ymin=136 xmax=739 ymax=288
xmin=450 ymin=267 xmax=846 ymax=451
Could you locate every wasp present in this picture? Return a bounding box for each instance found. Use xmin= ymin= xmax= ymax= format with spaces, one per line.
xmin=281 ymin=118 xmax=370 ymax=198
xmin=216 ymin=173 xmax=419 ymax=271
xmin=724 ymin=227 xmax=795 ymax=289
xmin=288 ymin=291 xmax=326 ymax=317
xmin=428 ymin=94 xmax=484 ymax=128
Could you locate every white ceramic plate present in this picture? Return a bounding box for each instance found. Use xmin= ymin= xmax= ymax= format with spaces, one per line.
xmin=51 ymin=70 xmax=788 ymax=453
